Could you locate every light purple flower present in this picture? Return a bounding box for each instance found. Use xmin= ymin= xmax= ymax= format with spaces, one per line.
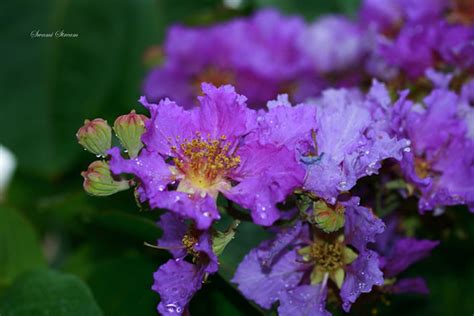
xmin=392 ymin=86 xmax=474 ymax=211
xmin=109 ymin=84 xmax=305 ymax=228
xmin=233 ymin=198 xmax=385 ymax=314
xmin=301 ymin=82 xmax=410 ymax=203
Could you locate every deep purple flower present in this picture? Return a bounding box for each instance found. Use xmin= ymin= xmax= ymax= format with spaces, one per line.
xmin=301 ymin=82 xmax=410 ymax=204
xmin=152 ymin=213 xmax=218 ymax=315
xmin=109 ymin=84 xmax=305 ymax=228
xmin=373 ymin=216 xmax=439 ymax=296
xmin=232 ymin=197 xmax=385 ymax=314
xmin=359 ymin=0 xmax=448 ymax=31
xmin=143 ymin=9 xmax=315 ymax=109
xmin=377 ymin=22 xmax=439 ymax=79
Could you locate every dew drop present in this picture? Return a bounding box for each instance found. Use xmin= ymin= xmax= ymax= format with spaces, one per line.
xmin=203 ymin=211 xmax=211 ymax=217
xmin=165 ymin=303 xmax=178 ymax=313
xmin=403 ymin=147 xmax=411 ymax=153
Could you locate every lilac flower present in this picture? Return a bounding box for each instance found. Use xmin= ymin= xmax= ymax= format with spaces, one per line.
xmin=143 ymin=9 xmax=315 ymax=109
xmin=299 ymin=16 xmax=367 ymax=74
xmin=232 ymin=197 xmax=385 ymax=314
xmin=152 ymin=213 xmax=218 ymax=315
xmin=109 ymin=83 xmax=305 ymax=228
xmin=301 ymin=82 xmax=410 ymax=204
xmin=392 ymin=83 xmax=474 ymax=211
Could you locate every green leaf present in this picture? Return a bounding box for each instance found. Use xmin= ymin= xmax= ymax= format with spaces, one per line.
xmin=0 ymin=0 xmax=162 ymax=177
xmin=85 ymin=254 xmax=159 ymax=316
xmin=0 ymin=205 xmax=46 ymax=288
xmin=0 ymin=269 xmax=102 ymax=316
xmin=254 ymin=0 xmax=361 ymax=20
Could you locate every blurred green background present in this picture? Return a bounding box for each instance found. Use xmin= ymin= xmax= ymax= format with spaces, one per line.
xmin=1 ymin=0 xmax=473 ymax=315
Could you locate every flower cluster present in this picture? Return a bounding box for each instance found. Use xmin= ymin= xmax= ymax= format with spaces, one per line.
xmin=77 ymin=1 xmax=474 ymax=315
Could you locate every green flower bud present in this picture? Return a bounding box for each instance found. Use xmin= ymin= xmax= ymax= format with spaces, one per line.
xmin=313 ymin=200 xmax=345 ymax=233
xmin=81 ymin=160 xmax=129 ymax=196
xmin=76 ymin=119 xmax=112 ymax=157
xmin=113 ymin=110 xmax=148 ymax=158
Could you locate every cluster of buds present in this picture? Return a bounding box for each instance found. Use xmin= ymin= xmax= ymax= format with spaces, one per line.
xmin=77 ymin=111 xmax=148 ymax=196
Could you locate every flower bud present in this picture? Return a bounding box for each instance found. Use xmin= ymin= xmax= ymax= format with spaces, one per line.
xmin=113 ymin=110 xmax=148 ymax=158
xmin=81 ymin=160 xmax=129 ymax=196
xmin=76 ymin=119 xmax=112 ymax=157
xmin=312 ymin=200 xmax=345 ymax=233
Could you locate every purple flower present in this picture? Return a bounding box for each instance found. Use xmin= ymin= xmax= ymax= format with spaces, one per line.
xmin=359 ymin=0 xmax=448 ymax=31
xmin=109 ymin=84 xmax=305 ymax=228
xmin=392 ymin=85 xmax=474 ymax=211
xmin=377 ymin=22 xmax=439 ymax=79
xmin=299 ymin=16 xmax=367 ymax=74
xmin=232 ymin=198 xmax=385 ymax=314
xmin=436 ymin=22 xmax=474 ymax=71
xmin=301 ymin=82 xmax=410 ymax=204
xmin=373 ymin=216 xmax=439 ymax=295
xmin=152 ymin=213 xmax=218 ymax=315
xmin=143 ymin=9 xmax=315 ymax=109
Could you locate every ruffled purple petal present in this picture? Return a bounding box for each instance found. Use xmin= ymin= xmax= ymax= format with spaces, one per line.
xmin=195 ymin=83 xmax=256 ymax=142
xmin=108 ymin=147 xmax=172 ymax=203
xmin=258 ymin=96 xmax=316 ymax=151
xmin=344 ymin=197 xmax=385 ymax=252
xmin=383 ymin=238 xmax=438 ymax=277
xmin=257 ymin=221 xmax=303 ymax=267
xmin=232 ymin=249 xmax=305 ymax=309
xmin=195 ymin=230 xmax=219 ymax=274
xmin=151 ymin=191 xmax=220 ymax=230
xmin=340 ymin=250 xmax=384 ymax=312
xmin=157 ymin=213 xmax=187 ymax=258
xmin=153 ymin=259 xmax=204 ymax=316
xmin=277 ymin=285 xmax=331 ymax=316
xmin=228 ymin=143 xmax=305 ymax=226
xmin=140 ymin=97 xmax=197 ymax=156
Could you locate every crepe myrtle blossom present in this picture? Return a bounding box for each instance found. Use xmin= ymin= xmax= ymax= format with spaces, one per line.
xmin=391 ymin=80 xmax=474 ymax=212
xmin=232 ymin=197 xmax=385 ymax=315
xmin=143 ymin=9 xmax=317 ymax=109
xmin=108 ymin=83 xmax=305 ymax=229
xmin=300 ymin=81 xmax=410 ymax=204
xmin=152 ymin=213 xmax=218 ymax=315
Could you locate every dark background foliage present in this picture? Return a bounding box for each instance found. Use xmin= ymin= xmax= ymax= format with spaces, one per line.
xmin=0 ymin=0 xmax=473 ymax=315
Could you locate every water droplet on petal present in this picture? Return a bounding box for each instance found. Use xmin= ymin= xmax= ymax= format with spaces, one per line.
xmin=203 ymin=211 xmax=211 ymax=217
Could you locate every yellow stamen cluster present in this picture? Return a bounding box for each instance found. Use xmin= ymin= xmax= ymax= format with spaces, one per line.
xmin=182 ymin=230 xmax=199 ymax=258
xmin=414 ymin=157 xmax=431 ymax=179
xmin=172 ymin=133 xmax=240 ymax=189
xmin=310 ymin=240 xmax=344 ymax=271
